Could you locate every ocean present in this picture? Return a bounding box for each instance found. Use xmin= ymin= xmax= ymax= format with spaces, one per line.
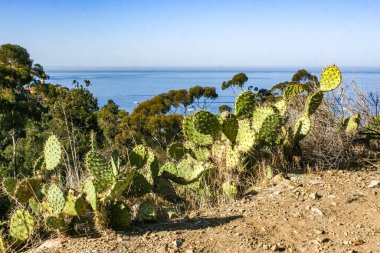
xmin=46 ymin=67 xmax=380 ymax=113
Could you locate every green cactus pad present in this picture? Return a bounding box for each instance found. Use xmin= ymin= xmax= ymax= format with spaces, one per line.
xmin=274 ymin=99 xmax=287 ymax=116
xmin=47 ymin=184 xmax=65 ymax=214
xmin=343 ymin=114 xmax=360 ymax=133
xmin=44 ymin=135 xmax=62 ymax=170
xmin=193 ymin=110 xmax=222 ymax=135
xmin=126 ymin=172 xmax=152 ymax=197
xmin=167 ymin=142 xmax=189 ymax=161
xmin=63 ymin=190 xmax=87 ymax=216
xmin=45 ymin=216 xmax=65 ymax=230
xmin=99 ymin=171 xmax=134 ymax=203
xmin=110 ymin=202 xmax=131 ymax=228
xmin=257 ymin=114 xmax=282 ymax=146
xmin=10 ymin=209 xmax=35 ymax=241
xmin=183 ymin=115 xmax=213 ymax=145
xmin=234 ymin=91 xmax=256 ymax=118
xmin=191 ymin=147 xmax=210 ymax=161
xmin=29 ymin=198 xmax=40 ymax=215
xmin=225 ymin=146 xmax=241 ymax=171
xmin=137 ymin=199 xmax=157 ymax=221
xmin=83 ymin=179 xmax=97 ymax=211
xmin=305 ymin=91 xmax=324 ymax=116
xmin=235 ymin=119 xmax=256 ymax=153
xmin=221 ymin=112 xmax=239 ymax=143
xmin=129 ymin=145 xmax=148 ymax=169
xmin=111 ymin=150 xmax=120 ymax=177
xmin=294 ymin=116 xmax=312 ymax=141
xmin=159 ymin=162 xmax=178 ymax=176
xmin=252 ymin=107 xmax=276 ymax=133
xmin=2 ymin=178 xmax=17 ymax=197
xmin=222 ymin=181 xmax=238 ymax=198
xmin=265 ymin=166 xmax=273 ymax=179
xmin=153 ymin=176 xmax=178 ymax=202
xmin=86 ymin=151 xmax=115 ymax=182
xmin=145 ymin=150 xmax=160 ymax=182
xmin=283 ymin=83 xmax=305 ymax=101
xmin=33 ymin=156 xmax=45 ymax=173
xmin=320 ymin=65 xmax=342 ymax=92
xmin=14 ymin=178 xmax=42 ymax=203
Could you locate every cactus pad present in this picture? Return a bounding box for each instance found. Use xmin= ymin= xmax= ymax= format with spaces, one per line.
xmin=44 ymin=135 xmax=62 ymax=170
xmin=63 ymin=190 xmax=87 ymax=216
xmin=225 ymin=146 xmax=241 ymax=171
xmin=167 ymin=142 xmax=189 ymax=161
xmin=222 ymin=182 xmax=238 ymax=198
xmin=191 ymin=147 xmax=210 ymax=161
xmin=110 ymin=202 xmax=132 ymax=228
xmin=183 ymin=115 xmax=213 ymax=145
xmin=252 ymin=107 xmax=276 ymax=133
xmin=47 ymin=184 xmax=65 ymax=214
xmin=343 ymin=114 xmax=360 ymax=133
xmin=274 ymin=99 xmax=287 ymax=116
xmin=234 ymin=91 xmax=256 ymax=117
xmin=99 ymin=172 xmax=134 ymax=203
xmin=129 ymin=145 xmax=148 ymax=169
xmin=86 ymin=151 xmax=115 ymax=182
xmin=14 ymin=178 xmax=42 ymax=203
xmin=320 ymin=65 xmax=342 ymax=92
xmin=221 ymin=112 xmax=239 ymax=143
xmin=83 ymin=179 xmax=97 ymax=211
xmin=33 ymin=156 xmax=45 ymax=173
xmin=305 ymin=91 xmax=324 ymax=116
xmin=10 ymin=209 xmax=35 ymax=241
xmin=126 ymin=172 xmax=152 ymax=197
xmin=257 ymin=114 xmax=282 ymax=146
xmin=137 ymin=199 xmax=157 ymax=221
xmin=294 ymin=116 xmax=312 ymax=141
xmin=2 ymin=178 xmax=17 ymax=197
xmin=193 ymin=110 xmax=221 ymax=135
xmin=284 ymin=83 xmax=305 ymax=101
xmin=29 ymin=198 xmax=39 ymax=215
xmin=45 ymin=216 xmax=65 ymax=230
xmin=235 ymin=119 xmax=256 ymax=153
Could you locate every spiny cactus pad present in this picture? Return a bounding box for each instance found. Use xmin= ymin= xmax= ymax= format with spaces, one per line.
xmin=257 ymin=114 xmax=282 ymax=146
xmin=63 ymin=191 xmax=87 ymax=216
xmin=126 ymin=172 xmax=152 ymax=197
xmin=343 ymin=114 xmax=360 ymax=133
xmin=221 ymin=112 xmax=239 ymax=143
xmin=193 ymin=110 xmax=222 ymax=135
xmin=137 ymin=199 xmax=157 ymax=221
xmin=129 ymin=145 xmax=148 ymax=169
xmin=99 ymin=172 xmax=134 ymax=203
xmin=44 ymin=135 xmax=62 ymax=170
xmin=235 ymin=119 xmax=256 ymax=153
xmin=2 ymin=178 xmax=17 ymax=197
xmin=222 ymin=181 xmax=238 ymax=198
xmin=167 ymin=142 xmax=189 ymax=161
xmin=191 ymin=147 xmax=210 ymax=161
xmin=45 ymin=216 xmax=65 ymax=230
xmin=294 ymin=116 xmax=312 ymax=141
xmin=305 ymin=91 xmax=324 ymax=116
xmin=234 ymin=91 xmax=256 ymax=118
xmin=86 ymin=151 xmax=114 ymax=182
xmin=110 ymin=202 xmax=131 ymax=228
xmin=10 ymin=209 xmax=35 ymax=241
xmin=29 ymin=198 xmax=40 ymax=215
xmin=274 ymin=99 xmax=287 ymax=116
xmin=83 ymin=179 xmax=97 ymax=211
xmin=320 ymin=65 xmax=342 ymax=92
xmin=33 ymin=156 xmax=45 ymax=172
xmin=252 ymin=107 xmax=276 ymax=133
xmin=284 ymin=83 xmax=305 ymax=101
xmin=14 ymin=178 xmax=42 ymax=203
xmin=47 ymin=184 xmax=65 ymax=214
xmin=183 ymin=115 xmax=213 ymax=145
xmin=225 ymin=146 xmax=241 ymax=171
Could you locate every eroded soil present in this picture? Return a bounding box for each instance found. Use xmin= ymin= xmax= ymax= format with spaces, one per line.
xmin=30 ymin=169 xmax=380 ymax=253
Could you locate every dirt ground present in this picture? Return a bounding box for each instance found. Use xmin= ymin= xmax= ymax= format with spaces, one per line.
xmin=30 ymin=169 xmax=380 ymax=253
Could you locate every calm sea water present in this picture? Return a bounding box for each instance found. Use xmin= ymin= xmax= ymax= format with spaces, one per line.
xmin=46 ymin=67 xmax=380 ymax=113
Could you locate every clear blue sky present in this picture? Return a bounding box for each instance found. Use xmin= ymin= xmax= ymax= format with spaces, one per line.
xmin=1 ymin=0 xmax=379 ymax=67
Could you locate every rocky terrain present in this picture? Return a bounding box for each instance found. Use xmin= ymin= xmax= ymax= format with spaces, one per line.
xmin=30 ymin=169 xmax=380 ymax=253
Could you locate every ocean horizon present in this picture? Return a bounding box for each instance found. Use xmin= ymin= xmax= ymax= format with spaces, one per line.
xmin=46 ymin=67 xmax=380 ymax=113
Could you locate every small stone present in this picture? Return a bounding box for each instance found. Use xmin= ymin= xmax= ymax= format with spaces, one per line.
xmin=167 ymin=211 xmax=179 ymax=220
xmin=185 ymin=249 xmax=194 ymax=253
xmin=311 ymin=207 xmax=324 ymax=216
xmin=318 ymin=237 xmax=330 ymax=243
xmin=315 ymin=229 xmax=325 ymax=235
xmin=353 ymin=239 xmax=365 ymax=245
xmin=173 ymin=238 xmax=184 ymax=248
xmin=368 ymin=180 xmax=380 ymax=188
xmin=309 ymin=192 xmax=321 ymax=200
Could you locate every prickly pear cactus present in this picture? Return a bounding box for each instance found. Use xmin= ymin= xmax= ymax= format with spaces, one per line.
xmin=14 ymin=178 xmax=42 ymax=203
xmin=257 ymin=114 xmax=282 ymax=146
xmin=167 ymin=142 xmax=189 ymax=161
xmin=225 ymin=146 xmax=241 ymax=171
xmin=2 ymin=178 xmax=17 ymax=197
xmin=251 ymin=107 xmax=276 ymax=133
xmin=9 ymin=209 xmax=35 ymax=241
xmin=137 ymin=199 xmax=157 ymax=221
xmin=99 ymin=172 xmax=134 ymax=203
xmin=183 ymin=115 xmax=213 ymax=145
xmin=305 ymin=91 xmax=324 ymax=117
xmin=33 ymin=156 xmax=45 ymax=173
xmin=193 ymin=110 xmax=221 ymax=135
xmin=234 ymin=91 xmax=256 ymax=118
xmin=235 ymin=119 xmax=256 ymax=153
xmin=319 ymin=65 xmax=342 ymax=92
xmin=110 ymin=202 xmax=132 ymax=228
xmin=83 ymin=179 xmax=97 ymax=211
xmin=86 ymin=151 xmax=115 ymax=182
xmin=126 ymin=172 xmax=152 ymax=197
xmin=284 ymin=83 xmax=305 ymax=101
xmin=47 ymin=184 xmax=65 ymax=214
xmin=29 ymin=198 xmax=39 ymax=215
xmin=129 ymin=145 xmax=148 ymax=169
xmin=221 ymin=112 xmax=239 ymax=143
xmin=63 ymin=190 xmax=87 ymax=216
xmin=191 ymin=147 xmax=210 ymax=161
xmin=222 ymin=181 xmax=238 ymax=198
xmin=44 ymin=135 xmax=62 ymax=170
xmin=44 ymin=216 xmax=65 ymax=231
xmin=274 ymin=99 xmax=287 ymax=116
xmin=294 ymin=116 xmax=312 ymax=141
xmin=343 ymin=114 xmax=360 ymax=133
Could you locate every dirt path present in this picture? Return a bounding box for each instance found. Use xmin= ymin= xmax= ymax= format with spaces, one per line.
xmin=30 ymin=169 xmax=380 ymax=253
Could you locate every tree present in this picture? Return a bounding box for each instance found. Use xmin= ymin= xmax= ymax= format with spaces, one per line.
xmin=221 ymin=73 xmax=248 ymax=93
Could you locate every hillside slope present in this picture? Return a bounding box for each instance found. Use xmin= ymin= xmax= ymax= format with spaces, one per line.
xmin=31 ymin=169 xmax=380 ymax=253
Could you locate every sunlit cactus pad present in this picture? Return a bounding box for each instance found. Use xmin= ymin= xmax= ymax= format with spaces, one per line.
xmin=10 ymin=209 xmax=35 ymax=241
xmin=320 ymin=65 xmax=342 ymax=92
xmin=193 ymin=110 xmax=221 ymax=135
xmin=47 ymin=184 xmax=65 ymax=214
xmin=305 ymin=91 xmax=324 ymax=116
xmin=86 ymin=151 xmax=114 ymax=182
xmin=44 ymin=135 xmax=62 ymax=170
xmin=234 ymin=91 xmax=256 ymax=117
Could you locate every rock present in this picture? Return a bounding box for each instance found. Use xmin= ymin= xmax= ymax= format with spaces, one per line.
xmin=353 ymin=239 xmax=365 ymax=245
xmin=315 ymin=229 xmax=325 ymax=235
xmin=173 ymin=238 xmax=184 ymax=248
xmin=309 ymin=192 xmax=321 ymax=200
xmin=310 ymin=179 xmax=323 ymax=185
xmin=167 ymin=211 xmax=179 ymax=220
xmin=311 ymin=207 xmax=324 ymax=216
xmin=185 ymin=249 xmax=194 ymax=253
xmin=318 ymin=237 xmax=330 ymax=243
xmin=35 ymin=238 xmax=66 ymax=252
xmin=368 ymin=180 xmax=380 ymax=188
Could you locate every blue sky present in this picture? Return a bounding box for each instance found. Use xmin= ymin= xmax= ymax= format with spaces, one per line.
xmin=1 ymin=0 xmax=379 ymax=67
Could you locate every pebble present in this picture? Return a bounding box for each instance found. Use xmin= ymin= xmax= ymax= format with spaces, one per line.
xmin=309 ymin=192 xmax=321 ymax=200
xmin=311 ymin=207 xmax=324 ymax=216
xmin=173 ymin=238 xmax=184 ymax=248
xmin=368 ymin=180 xmax=380 ymax=188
